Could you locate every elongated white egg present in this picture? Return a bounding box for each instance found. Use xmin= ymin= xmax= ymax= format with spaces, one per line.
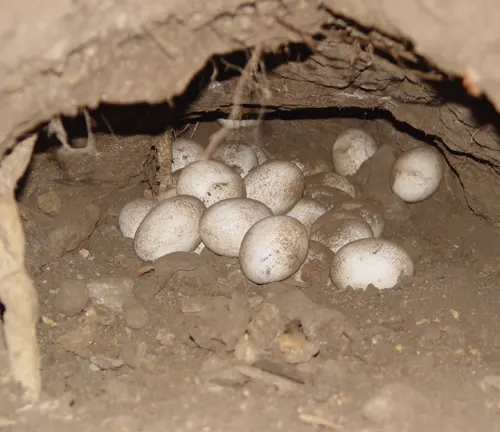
xmin=330 ymin=238 xmax=414 ymax=290
xmin=134 ymin=195 xmax=206 ymax=261
xmin=213 ymin=142 xmax=259 ymax=177
xmin=200 ymin=198 xmax=273 ymax=257
xmin=172 ymin=138 xmax=204 ymax=172
xmin=244 ymin=160 xmax=304 ymax=214
xmin=332 ymin=129 xmax=377 ymax=176
xmin=391 ymin=146 xmax=444 ymax=202
xmin=177 ymin=160 xmax=246 ymax=207
xmin=118 ymin=198 xmax=156 ymax=239
xmin=239 ymin=216 xmax=309 ymax=284
xmin=286 ymin=198 xmax=327 ymax=232
xmin=311 ymin=218 xmax=373 ymax=253
xmin=305 ymin=172 xmax=358 ymax=198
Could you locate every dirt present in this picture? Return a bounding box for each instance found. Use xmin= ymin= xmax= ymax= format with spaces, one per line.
xmin=0 ymin=115 xmax=499 ymax=431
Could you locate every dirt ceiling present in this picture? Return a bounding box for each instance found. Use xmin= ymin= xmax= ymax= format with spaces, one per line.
xmin=2 ymin=0 xmax=500 ymax=222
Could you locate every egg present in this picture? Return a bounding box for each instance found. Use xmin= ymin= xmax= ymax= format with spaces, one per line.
xmin=177 ymin=160 xmax=246 ymax=207
xmin=249 ymin=143 xmax=270 ymax=165
xmin=213 ymin=142 xmax=259 ymax=177
xmin=311 ymin=209 xmax=366 ymax=234
xmin=239 ymin=216 xmax=309 ymax=284
xmin=199 ymin=198 xmax=273 ymax=257
xmin=172 ymin=138 xmax=204 ymax=172
xmin=337 ymin=200 xmax=385 ymax=238
xmin=286 ymin=198 xmax=327 ymax=232
xmin=291 ymin=240 xmax=334 ymax=288
xmin=305 ymin=172 xmax=358 ymax=198
xmin=134 ymin=195 xmax=206 ymax=261
xmin=157 ymin=187 xmax=177 ymax=201
xmin=330 ymin=238 xmax=414 ymax=291
xmin=244 ymin=160 xmax=304 ymax=214
xmin=332 ymin=129 xmax=377 ymax=176
xmin=391 ymin=145 xmax=444 ymax=203
xmin=311 ymin=218 xmax=373 ymax=253
xmin=118 ymin=198 xmax=156 ymax=239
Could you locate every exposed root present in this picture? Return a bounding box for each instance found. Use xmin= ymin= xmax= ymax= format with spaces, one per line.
xmin=155 ymin=129 xmax=175 ymax=196
xmin=0 ymin=134 xmax=40 ymax=402
xmin=47 ymin=108 xmax=97 ymax=154
xmin=201 ymin=44 xmax=264 ymax=161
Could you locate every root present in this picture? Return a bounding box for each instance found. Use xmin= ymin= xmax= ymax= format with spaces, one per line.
xmin=0 ymin=134 xmax=40 ymax=402
xmin=201 ymin=44 xmax=264 ymax=161
xmin=155 ymin=128 xmax=175 ymax=196
xmin=47 ymin=108 xmax=97 ymax=154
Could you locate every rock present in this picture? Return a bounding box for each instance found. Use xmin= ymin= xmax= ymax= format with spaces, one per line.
xmin=362 ymin=382 xmax=431 ymax=426
xmin=155 ymin=329 xmax=176 ymax=346
xmin=121 ymin=340 xmax=147 ymax=369
xmin=180 ymin=295 xmax=211 ymax=314
xmin=87 ymin=276 xmax=135 ymax=314
xmin=278 ymin=332 xmax=319 ymax=364
xmin=197 ymin=355 xmax=249 ymax=392
xmin=353 ymin=145 xmax=411 ymax=222
xmin=247 ymin=302 xmax=284 ymax=350
xmin=234 ymin=333 xmax=261 ymax=364
xmin=53 ymin=279 xmax=89 ymax=317
xmin=122 ymin=295 xmax=148 ymax=329
xmin=37 ymin=190 xmax=62 ymax=216
xmin=44 ymin=203 xmax=101 ymax=258
xmin=89 ymin=354 xmax=124 ymax=370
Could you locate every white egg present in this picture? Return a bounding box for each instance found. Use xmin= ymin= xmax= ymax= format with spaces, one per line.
xmin=249 ymin=143 xmax=270 ymax=165
xmin=291 ymin=240 xmax=334 ymax=287
xmin=213 ymin=142 xmax=259 ymax=177
xmin=134 ymin=195 xmax=206 ymax=261
xmin=239 ymin=216 xmax=309 ymax=284
xmin=332 ymin=129 xmax=377 ymax=176
xmin=199 ymin=198 xmax=273 ymax=257
xmin=330 ymin=238 xmax=414 ymax=291
xmin=286 ymin=198 xmax=327 ymax=232
xmin=391 ymin=145 xmax=444 ymax=203
xmin=305 ymin=172 xmax=358 ymax=198
xmin=157 ymin=187 xmax=177 ymax=201
xmin=311 ymin=218 xmax=373 ymax=253
xmin=311 ymin=209 xmax=366 ymax=234
xmin=337 ymin=200 xmax=386 ymax=238
xmin=172 ymin=138 xmax=204 ymax=172
xmin=244 ymin=160 xmax=304 ymax=214
xmin=284 ymin=150 xmax=331 ymax=177
xmin=118 ymin=198 xmax=156 ymax=239
xmin=177 ymin=160 xmax=246 ymax=207
xmin=217 ymin=118 xmax=261 ymax=129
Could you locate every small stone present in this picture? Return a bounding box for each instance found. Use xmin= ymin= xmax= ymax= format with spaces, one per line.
xmin=180 ymin=295 xmax=210 ymax=314
xmin=53 ymin=279 xmax=89 ymax=317
xmin=278 ymin=332 xmax=319 ymax=364
xmin=79 ymin=248 xmax=91 ymax=259
xmin=87 ymin=276 xmax=134 ymax=314
xmin=155 ymin=329 xmax=176 ymax=346
xmin=121 ymin=340 xmax=147 ymax=369
xmin=234 ymin=333 xmax=261 ymax=364
xmin=122 ymin=295 xmax=148 ymax=329
xmin=90 ymin=354 xmax=124 ymax=370
xmin=362 ymin=382 xmax=431 ymax=426
xmin=37 ymin=190 xmax=61 ymax=216
xmin=247 ymin=303 xmax=284 ymax=350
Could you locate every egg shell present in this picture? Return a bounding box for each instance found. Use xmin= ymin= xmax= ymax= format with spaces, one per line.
xmin=118 ymin=198 xmax=156 ymax=239
xmin=332 ymin=129 xmax=377 ymax=176
xmin=305 ymin=172 xmax=358 ymax=198
xmin=249 ymin=143 xmax=270 ymax=165
xmin=303 ymin=186 xmax=352 ymax=210
xmin=282 ymin=149 xmax=332 ymax=177
xmin=244 ymin=160 xmax=305 ymax=214
xmin=336 ymin=200 xmax=386 ymax=238
xmin=239 ymin=216 xmax=309 ymax=284
xmin=330 ymin=238 xmax=414 ymax=291
xmin=286 ymin=198 xmax=327 ymax=232
xmin=311 ymin=218 xmax=373 ymax=253
xmin=134 ymin=195 xmax=206 ymax=262
xmin=213 ymin=142 xmax=259 ymax=177
xmin=172 ymin=139 xmax=204 ymax=172
xmin=291 ymin=240 xmax=334 ymax=287
xmin=177 ymin=160 xmax=246 ymax=207
xmin=200 ymin=198 xmax=273 ymax=257
xmin=391 ymin=145 xmax=444 ymax=203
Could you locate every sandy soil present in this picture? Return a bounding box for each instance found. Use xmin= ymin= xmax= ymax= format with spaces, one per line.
xmin=2 ymin=115 xmax=500 ymax=432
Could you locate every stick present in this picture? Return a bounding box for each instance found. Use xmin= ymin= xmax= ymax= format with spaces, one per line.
xmin=201 ymin=45 xmax=263 ymax=161
xmin=0 ymin=135 xmax=40 ymax=402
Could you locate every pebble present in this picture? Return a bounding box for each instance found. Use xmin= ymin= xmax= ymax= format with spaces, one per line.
xmin=87 ymin=276 xmax=134 ymax=314
xmin=234 ymin=333 xmax=261 ymax=364
xmin=155 ymin=329 xmax=176 ymax=346
xmin=37 ymin=190 xmax=62 ymax=216
xmin=121 ymin=340 xmax=147 ymax=369
xmin=122 ymin=295 xmax=148 ymax=329
xmin=247 ymin=302 xmax=284 ymax=350
xmin=52 ymin=279 xmax=89 ymax=317
xmin=278 ymin=332 xmax=319 ymax=364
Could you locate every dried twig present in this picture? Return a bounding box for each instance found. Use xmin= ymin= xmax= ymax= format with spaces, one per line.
xmin=202 ymin=44 xmax=264 ymax=161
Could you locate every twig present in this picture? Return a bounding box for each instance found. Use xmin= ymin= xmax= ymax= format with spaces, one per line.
xmin=201 ymin=44 xmax=263 ymax=161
